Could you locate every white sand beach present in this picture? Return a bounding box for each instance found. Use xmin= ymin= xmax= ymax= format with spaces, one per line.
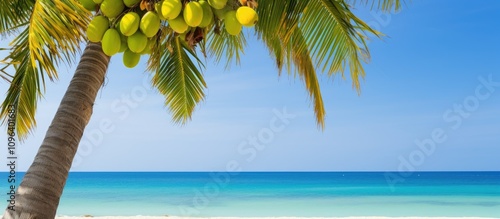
xmin=55 ymin=217 xmax=500 ymax=219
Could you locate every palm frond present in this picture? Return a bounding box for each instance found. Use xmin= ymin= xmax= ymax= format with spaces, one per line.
xmin=254 ymin=0 xmax=308 ymax=74
xmin=300 ymin=0 xmax=379 ymax=92
xmin=254 ymin=0 xmax=386 ymax=127
xmin=0 ymin=0 xmax=91 ymax=139
xmin=147 ymin=25 xmax=170 ymax=73
xmin=26 ymin=0 xmax=91 ymax=79
xmin=290 ymin=29 xmax=326 ymax=129
xmin=206 ymin=27 xmax=246 ymax=69
xmin=153 ymin=36 xmax=207 ymax=124
xmin=1 ymin=55 xmax=14 ymax=82
xmin=1 ymin=34 xmax=42 ymax=139
xmin=254 ymin=0 xmax=327 ymax=128
xmin=347 ymin=0 xmax=405 ymax=12
xmin=0 ymin=0 xmax=35 ymax=36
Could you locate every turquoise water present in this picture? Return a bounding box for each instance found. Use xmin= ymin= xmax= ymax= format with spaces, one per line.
xmin=2 ymin=172 xmax=500 ymax=217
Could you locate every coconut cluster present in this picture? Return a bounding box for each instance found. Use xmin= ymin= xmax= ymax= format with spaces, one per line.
xmin=79 ymin=0 xmax=258 ymax=68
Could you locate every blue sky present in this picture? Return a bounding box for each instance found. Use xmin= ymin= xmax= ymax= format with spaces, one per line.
xmin=1 ymin=0 xmax=500 ymax=171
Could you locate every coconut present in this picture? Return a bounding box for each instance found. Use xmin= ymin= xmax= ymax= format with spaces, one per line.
xmin=155 ymin=1 xmax=167 ymax=20
xmin=127 ymin=31 xmax=148 ymax=53
xmin=208 ymin=0 xmax=227 ymax=10
xmin=80 ymin=0 xmax=96 ymax=11
xmin=168 ymin=16 xmax=189 ymax=33
xmin=101 ymin=29 xmax=121 ymax=56
xmin=120 ymin=12 xmax=140 ymax=36
xmin=224 ymin=10 xmax=242 ymax=36
xmin=140 ymin=12 xmax=161 ymax=38
xmin=184 ymin=2 xmax=203 ymax=27
xmin=162 ymin=0 xmax=182 ymax=20
xmin=86 ymin=15 xmax=109 ymax=42
xmin=123 ymin=0 xmax=141 ymax=7
xmin=198 ymin=1 xmax=214 ymax=28
xmin=140 ymin=38 xmax=156 ymax=55
xmin=123 ymin=49 xmax=141 ymax=68
xmin=236 ymin=6 xmax=258 ymax=27
xmin=214 ymin=6 xmax=229 ymax=20
xmin=101 ymin=0 xmax=125 ymax=18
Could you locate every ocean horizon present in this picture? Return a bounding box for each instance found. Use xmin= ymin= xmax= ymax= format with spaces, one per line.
xmin=2 ymin=171 xmax=499 ymax=217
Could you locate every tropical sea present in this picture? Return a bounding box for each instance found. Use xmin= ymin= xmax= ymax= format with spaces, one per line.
xmin=2 ymin=172 xmax=500 ymax=217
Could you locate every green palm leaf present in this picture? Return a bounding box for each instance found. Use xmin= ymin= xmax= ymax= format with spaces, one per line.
xmin=301 ymin=0 xmax=378 ymax=91
xmin=0 ymin=0 xmax=35 ymax=35
xmin=348 ymin=0 xmax=405 ymax=12
xmin=153 ymin=36 xmax=207 ymax=124
xmin=206 ymin=25 xmax=247 ymax=69
xmin=0 ymin=0 xmax=90 ymax=139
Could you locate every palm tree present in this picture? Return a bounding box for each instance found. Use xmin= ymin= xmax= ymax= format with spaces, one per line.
xmin=1 ymin=0 xmax=402 ymax=218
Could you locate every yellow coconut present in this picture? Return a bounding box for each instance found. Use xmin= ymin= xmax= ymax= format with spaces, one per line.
xmin=155 ymin=1 xmax=167 ymax=20
xmin=162 ymin=0 xmax=182 ymax=20
xmin=140 ymin=12 xmax=161 ymax=38
xmin=86 ymin=15 xmax=109 ymax=42
xmin=224 ymin=10 xmax=242 ymax=36
xmin=93 ymin=0 xmax=103 ymax=4
xmin=101 ymin=0 xmax=125 ymax=18
xmin=168 ymin=16 xmax=189 ymax=33
xmin=123 ymin=49 xmax=141 ymax=68
xmin=80 ymin=0 xmax=96 ymax=11
xmin=236 ymin=6 xmax=258 ymax=27
xmin=123 ymin=0 xmax=141 ymax=7
xmin=208 ymin=0 xmax=227 ymax=10
xmin=120 ymin=12 xmax=140 ymax=36
xmin=127 ymin=31 xmax=148 ymax=53
xmin=102 ymin=29 xmax=121 ymax=56
xmin=183 ymin=2 xmax=203 ymax=27
xmin=198 ymin=1 xmax=214 ymax=28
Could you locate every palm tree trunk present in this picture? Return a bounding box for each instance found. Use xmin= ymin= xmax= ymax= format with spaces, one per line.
xmin=3 ymin=42 xmax=110 ymax=219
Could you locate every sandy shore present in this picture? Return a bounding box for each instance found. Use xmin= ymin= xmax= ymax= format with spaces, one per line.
xmin=55 ymin=217 xmax=500 ymax=219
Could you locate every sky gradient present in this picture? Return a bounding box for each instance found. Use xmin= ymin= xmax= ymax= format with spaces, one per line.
xmin=1 ymin=0 xmax=500 ymax=171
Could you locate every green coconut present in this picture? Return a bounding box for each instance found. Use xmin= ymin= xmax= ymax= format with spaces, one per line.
xmin=162 ymin=0 xmax=182 ymax=20
xmin=101 ymin=0 xmax=125 ymax=18
xmin=198 ymin=1 xmax=214 ymax=28
xmin=224 ymin=10 xmax=242 ymax=36
xmin=168 ymin=16 xmax=189 ymax=33
xmin=140 ymin=38 xmax=156 ymax=55
xmin=123 ymin=49 xmax=141 ymax=68
xmin=214 ymin=6 xmax=229 ymax=20
xmin=123 ymin=0 xmax=141 ymax=7
xmin=101 ymin=29 xmax=121 ymax=56
xmin=184 ymin=2 xmax=203 ymax=27
xmin=140 ymin=12 xmax=161 ymax=38
xmin=86 ymin=15 xmax=109 ymax=42
xmin=120 ymin=12 xmax=140 ymax=36
xmin=127 ymin=31 xmax=148 ymax=53
xmin=155 ymin=1 xmax=167 ymax=20
xmin=208 ymin=0 xmax=227 ymax=9
xmin=80 ymin=0 xmax=96 ymax=11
